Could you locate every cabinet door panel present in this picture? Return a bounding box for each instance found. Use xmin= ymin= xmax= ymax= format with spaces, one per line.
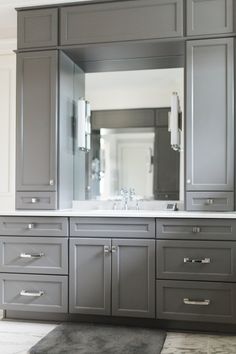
xmin=112 ymin=239 xmax=155 ymax=318
xmin=186 ymin=38 xmax=234 ymax=192
xmin=16 ymin=51 xmax=57 ymax=192
xmin=69 ymin=238 xmax=111 ymax=315
xmin=60 ymin=0 xmax=183 ymax=46
xmin=18 ymin=8 xmax=58 ymax=49
xmin=187 ymin=0 xmax=233 ymax=36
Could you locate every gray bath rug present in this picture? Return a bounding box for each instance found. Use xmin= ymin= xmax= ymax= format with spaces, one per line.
xmin=29 ymin=322 xmax=166 ymax=354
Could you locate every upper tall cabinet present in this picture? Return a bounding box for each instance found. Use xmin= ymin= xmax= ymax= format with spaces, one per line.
xmin=185 ymin=38 xmax=234 ymax=211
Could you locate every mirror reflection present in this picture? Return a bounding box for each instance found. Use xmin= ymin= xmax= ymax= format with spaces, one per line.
xmin=76 ymin=68 xmax=184 ymax=202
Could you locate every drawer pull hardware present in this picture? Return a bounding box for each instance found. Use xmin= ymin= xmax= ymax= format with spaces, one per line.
xmin=206 ymin=199 xmax=214 ymax=205
xmin=49 ymin=179 xmax=54 ymax=186
xmin=20 ymin=252 xmax=45 ymax=259
xmin=184 ymin=257 xmax=210 ymax=264
xmin=20 ymin=290 xmax=44 ymax=297
xmin=27 ymin=223 xmax=34 ymax=230
xmin=192 ymin=227 xmax=201 ymax=233
xmin=31 ymin=198 xmax=38 ymax=204
xmin=104 ymin=246 xmax=111 ymax=254
xmin=183 ymin=298 xmax=210 ymax=306
xmin=112 ymin=246 xmax=117 ymax=253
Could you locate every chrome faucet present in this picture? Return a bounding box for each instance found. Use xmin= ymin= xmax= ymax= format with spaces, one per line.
xmin=120 ymin=188 xmax=129 ymax=210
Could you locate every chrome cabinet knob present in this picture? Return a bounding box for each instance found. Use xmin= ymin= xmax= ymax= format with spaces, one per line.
xmin=192 ymin=226 xmax=201 ymax=233
xmin=206 ymin=199 xmax=214 ymax=205
xmin=31 ymin=198 xmax=37 ymax=204
xmin=27 ymin=223 xmax=34 ymax=230
xmin=112 ymin=246 xmax=117 ymax=253
xmin=104 ymin=246 xmax=111 ymax=254
xmin=187 ymin=179 xmax=191 ymax=184
xmin=49 ymin=179 xmax=54 ymax=186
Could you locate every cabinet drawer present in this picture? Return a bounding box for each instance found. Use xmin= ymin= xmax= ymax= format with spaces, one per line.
xmin=0 ymin=237 xmax=68 ymax=275
xmin=186 ymin=0 xmax=233 ymax=36
xmin=0 ymin=274 xmax=68 ymax=313
xmin=156 ymin=280 xmax=236 ymax=323
xmin=0 ymin=217 xmax=68 ymax=237
xmin=186 ymin=192 xmax=234 ymax=211
xmin=16 ymin=192 xmax=57 ymax=210
xmin=18 ymin=8 xmax=58 ymax=49
xmin=156 ymin=219 xmax=236 ymax=240
xmin=70 ymin=218 xmax=155 ymax=238
xmin=156 ymin=240 xmax=236 ymax=281
xmin=60 ymin=0 xmax=183 ymax=46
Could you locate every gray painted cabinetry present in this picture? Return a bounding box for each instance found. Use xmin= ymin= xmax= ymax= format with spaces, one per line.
xmin=186 ymin=38 xmax=234 ymax=211
xmin=60 ymin=0 xmax=183 ymax=45
xmin=18 ymin=8 xmax=58 ymax=49
xmin=186 ymin=0 xmax=233 ymax=36
xmin=0 ymin=217 xmax=69 ymax=313
xmin=156 ymin=218 xmax=236 ymax=323
xmin=69 ymin=237 xmax=155 ymax=318
xmin=16 ymin=51 xmax=58 ymax=209
xmin=69 ymin=218 xmax=156 ymax=318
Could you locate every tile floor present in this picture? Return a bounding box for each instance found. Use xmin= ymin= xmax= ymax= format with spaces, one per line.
xmin=1 ymin=310 xmax=236 ymax=354
xmin=0 ymin=311 xmax=57 ymax=354
xmin=161 ymin=332 xmax=236 ymax=354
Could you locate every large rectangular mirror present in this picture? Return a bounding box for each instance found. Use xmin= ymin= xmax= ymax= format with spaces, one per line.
xmin=74 ymin=68 xmax=184 ymax=202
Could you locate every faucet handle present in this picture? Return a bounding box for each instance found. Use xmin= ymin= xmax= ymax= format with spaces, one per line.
xmin=129 ymin=188 xmax=136 ymax=201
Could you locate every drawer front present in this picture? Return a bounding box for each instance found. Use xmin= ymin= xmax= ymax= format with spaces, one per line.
xmin=156 ymin=280 xmax=236 ymax=323
xmin=0 ymin=217 xmax=68 ymax=237
xmin=18 ymin=8 xmax=58 ymax=49
xmin=0 ymin=274 xmax=68 ymax=313
xmin=60 ymin=0 xmax=183 ymax=46
xmin=16 ymin=192 xmax=57 ymax=210
xmin=0 ymin=237 xmax=68 ymax=275
xmin=156 ymin=240 xmax=236 ymax=281
xmin=70 ymin=218 xmax=155 ymax=238
xmin=186 ymin=192 xmax=234 ymax=212
xmin=186 ymin=0 xmax=233 ymax=36
xmin=156 ymin=219 xmax=236 ymax=240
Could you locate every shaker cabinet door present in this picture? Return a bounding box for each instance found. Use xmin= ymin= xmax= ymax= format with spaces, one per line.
xmin=69 ymin=238 xmax=111 ymax=315
xmin=186 ymin=0 xmax=233 ymax=36
xmin=186 ymin=38 xmax=234 ymax=193
xmin=16 ymin=51 xmax=58 ymax=193
xmin=112 ymin=239 xmax=155 ymax=318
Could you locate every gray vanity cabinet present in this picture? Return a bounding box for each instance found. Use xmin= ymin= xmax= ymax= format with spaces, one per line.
xmin=60 ymin=0 xmax=183 ymax=46
xmin=69 ymin=238 xmax=111 ymax=315
xmin=69 ymin=237 xmax=155 ymax=318
xmin=186 ymin=0 xmax=233 ymax=36
xmin=112 ymin=239 xmax=155 ymax=318
xmin=16 ymin=51 xmax=58 ymax=209
xmin=18 ymin=8 xmax=58 ymax=49
xmin=186 ymin=38 xmax=234 ymax=211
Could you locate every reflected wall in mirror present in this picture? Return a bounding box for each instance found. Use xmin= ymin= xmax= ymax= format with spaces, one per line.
xmin=75 ymin=68 xmax=184 ymax=202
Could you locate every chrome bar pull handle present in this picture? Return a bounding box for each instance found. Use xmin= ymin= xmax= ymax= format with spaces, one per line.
xmin=20 ymin=290 xmax=44 ymax=297
xmin=183 ymin=298 xmax=210 ymax=306
xmin=20 ymin=252 xmax=44 ymax=259
xmin=184 ymin=257 xmax=210 ymax=264
xmin=104 ymin=246 xmax=110 ymax=254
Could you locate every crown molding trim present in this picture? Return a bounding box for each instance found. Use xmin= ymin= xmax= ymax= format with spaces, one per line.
xmin=0 ymin=38 xmax=16 ymax=54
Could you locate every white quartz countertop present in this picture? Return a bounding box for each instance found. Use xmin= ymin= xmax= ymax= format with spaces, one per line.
xmin=0 ymin=209 xmax=236 ymax=218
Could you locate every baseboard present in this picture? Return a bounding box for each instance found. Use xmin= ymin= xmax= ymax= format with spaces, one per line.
xmin=5 ymin=310 xmax=236 ymax=334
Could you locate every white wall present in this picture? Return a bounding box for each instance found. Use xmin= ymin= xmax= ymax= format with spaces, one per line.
xmin=86 ymin=68 xmax=184 ymax=110
xmin=0 ymin=52 xmax=16 ymax=210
